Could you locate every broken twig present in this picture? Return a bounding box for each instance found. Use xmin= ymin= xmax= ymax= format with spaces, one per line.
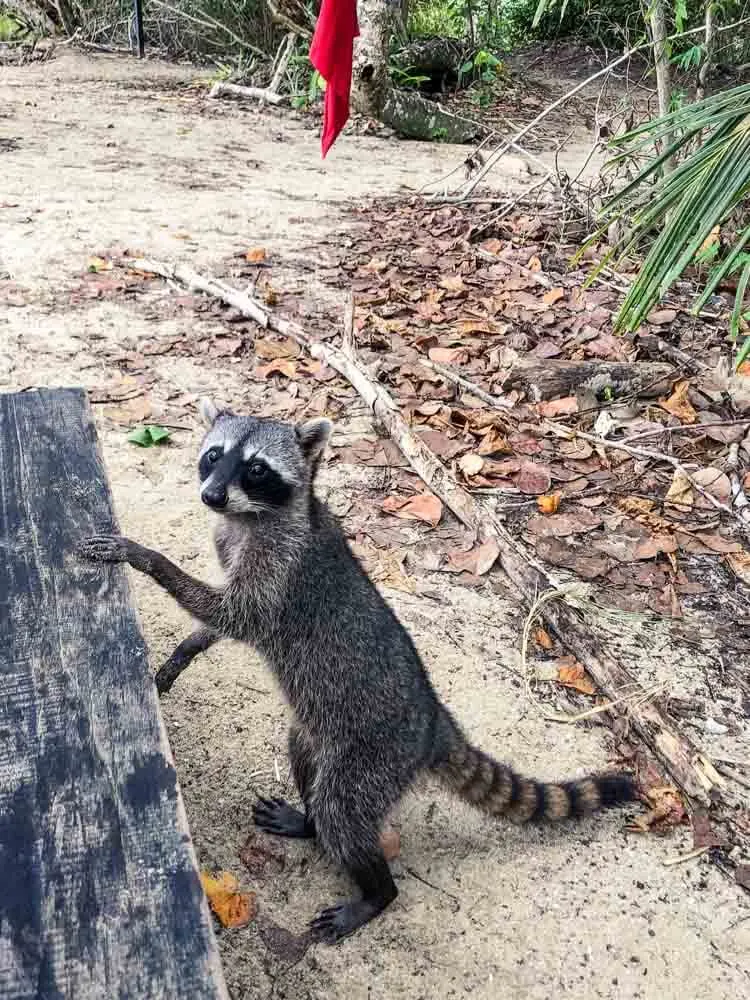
xmin=209 ymin=82 xmax=285 ymax=105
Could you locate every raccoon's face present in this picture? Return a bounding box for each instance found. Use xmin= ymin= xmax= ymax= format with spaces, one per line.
xmin=196 ymin=398 xmax=332 ymax=516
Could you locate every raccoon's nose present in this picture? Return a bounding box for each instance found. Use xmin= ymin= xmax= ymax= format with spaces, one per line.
xmin=202 ymin=485 xmax=228 ymax=510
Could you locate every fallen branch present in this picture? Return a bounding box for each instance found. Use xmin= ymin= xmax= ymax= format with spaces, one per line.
xmin=419 ymin=358 xmax=513 ymax=409
xmin=209 ymin=82 xmax=285 ymax=105
xmin=126 ymin=256 xmax=721 ymax=808
xmin=500 ymin=356 xmax=674 ymax=400
xmin=635 ymin=333 xmax=711 ymax=373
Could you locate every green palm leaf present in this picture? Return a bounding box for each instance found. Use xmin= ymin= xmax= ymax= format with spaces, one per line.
xmin=602 ymin=84 xmax=750 ymax=366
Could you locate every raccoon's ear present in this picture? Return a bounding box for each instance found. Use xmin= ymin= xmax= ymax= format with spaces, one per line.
xmin=199 ymin=397 xmax=220 ymax=427
xmin=296 ymin=418 xmax=333 ymax=462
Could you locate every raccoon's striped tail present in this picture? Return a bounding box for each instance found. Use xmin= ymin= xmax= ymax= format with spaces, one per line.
xmin=436 ymin=734 xmax=635 ymax=823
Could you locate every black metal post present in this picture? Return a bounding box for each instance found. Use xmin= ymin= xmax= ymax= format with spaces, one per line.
xmin=133 ymin=0 xmax=145 ymax=58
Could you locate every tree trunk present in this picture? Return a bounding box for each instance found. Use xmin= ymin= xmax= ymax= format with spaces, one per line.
xmin=647 ymin=0 xmax=674 ymax=172
xmin=696 ymin=4 xmax=716 ymax=101
xmin=352 ymin=0 xmax=480 ymax=143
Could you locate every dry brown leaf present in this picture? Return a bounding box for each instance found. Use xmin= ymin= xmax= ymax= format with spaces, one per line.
xmin=447 ymin=537 xmax=500 ymax=576
xmin=726 ymin=550 xmax=750 ymax=585
xmin=628 ymin=785 xmax=686 ymax=834
xmin=428 ymin=346 xmax=468 ymax=365
xmin=535 ymin=536 xmax=611 ymax=579
xmin=680 ymin=531 xmax=742 ymax=554
xmin=476 ymin=429 xmax=511 ymax=456
xmin=526 ymin=510 xmax=602 ymax=537
xmin=458 ymin=453 xmax=484 ymax=477
xmin=534 ymin=627 xmax=553 ymax=650
xmin=245 ymin=247 xmax=267 ymax=262
xmin=200 ymin=871 xmax=256 ymax=928
xmin=536 ymin=493 xmax=561 ymax=515
xmin=538 ymin=396 xmax=579 ymax=418
xmin=660 ymin=379 xmax=697 ymax=423
xmin=254 ymin=336 xmax=299 ymax=360
xmin=382 ymin=493 xmax=443 ymax=528
xmin=698 ymin=226 xmax=720 ymax=256
xmin=417 ymin=429 xmax=467 ymax=460
xmin=542 ymin=286 xmax=565 ymax=305
xmin=648 ymin=308 xmax=677 ymax=326
xmin=439 ymin=275 xmax=466 ymax=293
xmin=664 ymin=469 xmax=693 ymax=508
xmin=515 ymin=460 xmax=552 ymax=495
xmin=691 ymin=810 xmax=726 ymax=850
xmin=455 ymin=319 xmax=495 ymax=335
xmin=254 ymin=359 xmax=296 ymax=379
xmin=634 ymin=534 xmax=678 ymax=560
xmin=556 ymin=656 xmax=596 ymax=696
xmin=690 ymin=467 xmax=731 ymax=507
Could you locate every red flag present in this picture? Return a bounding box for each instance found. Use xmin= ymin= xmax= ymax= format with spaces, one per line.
xmin=309 ymin=0 xmax=359 ymax=157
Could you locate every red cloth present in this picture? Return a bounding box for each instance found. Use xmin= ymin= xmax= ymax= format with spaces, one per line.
xmin=309 ymin=0 xmax=359 ymax=158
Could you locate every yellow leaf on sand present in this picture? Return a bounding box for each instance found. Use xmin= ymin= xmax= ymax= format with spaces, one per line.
xmin=200 ymin=870 xmax=256 ymax=928
xmin=537 ymin=492 xmax=561 ymax=514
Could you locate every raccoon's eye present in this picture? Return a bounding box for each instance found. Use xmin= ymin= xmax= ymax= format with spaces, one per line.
xmin=206 ymin=447 xmax=222 ymax=464
xmin=247 ymin=461 xmax=268 ymax=479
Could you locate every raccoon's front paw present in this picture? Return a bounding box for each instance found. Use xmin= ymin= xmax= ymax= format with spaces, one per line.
xmin=79 ymin=534 xmax=132 ymax=563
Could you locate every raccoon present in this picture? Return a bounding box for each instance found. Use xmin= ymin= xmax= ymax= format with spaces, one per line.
xmin=80 ymin=400 xmax=635 ymax=943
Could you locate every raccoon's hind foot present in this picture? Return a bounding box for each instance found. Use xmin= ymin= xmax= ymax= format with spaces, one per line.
xmin=310 ymin=854 xmax=398 ymax=944
xmin=311 ymin=898 xmax=390 ymax=944
xmin=253 ymin=797 xmax=316 ymax=838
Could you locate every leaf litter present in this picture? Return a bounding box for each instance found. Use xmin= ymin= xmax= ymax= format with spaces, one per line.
xmin=81 ymin=197 xmax=750 ymax=855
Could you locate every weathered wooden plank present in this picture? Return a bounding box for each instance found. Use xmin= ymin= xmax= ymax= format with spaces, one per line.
xmin=0 ymin=389 xmax=229 ymax=1000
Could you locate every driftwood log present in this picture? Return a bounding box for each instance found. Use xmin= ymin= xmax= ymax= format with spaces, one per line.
xmin=127 ymin=257 xmax=722 ymax=810
xmin=209 ymin=81 xmax=285 ymax=105
xmin=500 ymin=357 xmax=675 ymax=400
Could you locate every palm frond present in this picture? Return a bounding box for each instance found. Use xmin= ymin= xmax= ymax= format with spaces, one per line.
xmin=603 ymin=84 xmax=750 ymax=365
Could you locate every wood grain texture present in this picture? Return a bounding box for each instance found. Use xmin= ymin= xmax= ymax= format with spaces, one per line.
xmin=0 ymin=389 xmax=229 ymax=1000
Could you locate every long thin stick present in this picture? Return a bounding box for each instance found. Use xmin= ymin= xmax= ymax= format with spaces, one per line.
xmin=127 ymin=257 xmax=720 ymax=807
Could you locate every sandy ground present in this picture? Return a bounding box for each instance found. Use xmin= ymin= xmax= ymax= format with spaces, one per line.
xmin=1 ymin=50 xmax=748 ymax=1000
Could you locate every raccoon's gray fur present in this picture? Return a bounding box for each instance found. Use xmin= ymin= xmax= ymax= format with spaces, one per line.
xmin=80 ymin=399 xmax=636 ymax=943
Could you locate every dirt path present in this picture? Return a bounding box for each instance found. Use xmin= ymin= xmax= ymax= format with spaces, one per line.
xmin=1 ymin=50 xmax=748 ymax=1000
